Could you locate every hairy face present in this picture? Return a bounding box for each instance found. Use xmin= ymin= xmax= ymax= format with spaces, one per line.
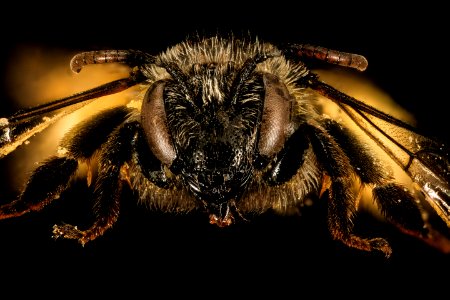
xmin=141 ymin=52 xmax=297 ymax=224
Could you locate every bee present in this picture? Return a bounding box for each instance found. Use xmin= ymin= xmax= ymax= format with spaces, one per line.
xmin=0 ymin=34 xmax=449 ymax=258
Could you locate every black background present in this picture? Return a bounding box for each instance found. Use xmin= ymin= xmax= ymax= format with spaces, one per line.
xmin=0 ymin=3 xmax=449 ymax=297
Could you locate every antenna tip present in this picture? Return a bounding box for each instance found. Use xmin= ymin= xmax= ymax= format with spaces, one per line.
xmin=69 ymin=55 xmax=83 ymax=73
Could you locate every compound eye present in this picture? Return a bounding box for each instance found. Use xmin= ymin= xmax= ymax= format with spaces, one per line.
xmin=141 ymin=80 xmax=176 ymax=166
xmin=258 ymin=73 xmax=293 ymax=157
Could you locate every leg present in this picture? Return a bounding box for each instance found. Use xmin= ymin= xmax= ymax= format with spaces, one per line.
xmin=322 ymin=118 xmax=389 ymax=185
xmin=1 ymin=107 xmax=133 ymax=230
xmin=373 ymin=184 xmax=427 ymax=235
xmin=0 ymin=157 xmax=78 ymax=219
xmin=61 ymin=106 xmax=133 ymax=158
xmin=53 ymin=122 xmax=138 ymax=245
xmin=307 ymin=122 xmax=392 ymax=257
xmin=324 ymin=119 xmax=427 ymax=238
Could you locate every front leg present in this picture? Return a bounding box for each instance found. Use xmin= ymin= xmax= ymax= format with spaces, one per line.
xmin=326 ymin=178 xmax=392 ymax=256
xmin=52 ymin=167 xmax=126 ymax=245
xmin=307 ymin=122 xmax=392 ymax=257
xmin=53 ymin=122 xmax=138 ymax=245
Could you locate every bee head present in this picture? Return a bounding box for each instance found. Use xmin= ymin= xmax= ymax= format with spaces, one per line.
xmin=141 ymin=54 xmax=294 ymax=225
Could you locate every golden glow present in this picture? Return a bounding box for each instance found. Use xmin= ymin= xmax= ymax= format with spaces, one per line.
xmin=314 ymin=68 xmax=417 ymax=218
xmin=4 ymin=45 xmax=142 ymax=190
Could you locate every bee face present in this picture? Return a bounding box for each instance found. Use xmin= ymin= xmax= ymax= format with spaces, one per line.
xmin=142 ymin=58 xmax=267 ymax=223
